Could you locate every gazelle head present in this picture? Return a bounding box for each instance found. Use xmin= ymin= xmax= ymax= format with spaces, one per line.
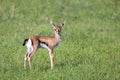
xmin=50 ymin=20 xmax=65 ymax=35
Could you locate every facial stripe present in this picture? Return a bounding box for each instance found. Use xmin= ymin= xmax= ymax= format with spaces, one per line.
xmin=54 ymin=26 xmax=62 ymax=35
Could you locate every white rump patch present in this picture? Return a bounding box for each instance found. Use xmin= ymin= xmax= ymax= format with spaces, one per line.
xmin=40 ymin=43 xmax=51 ymax=52
xmin=25 ymin=39 xmax=33 ymax=54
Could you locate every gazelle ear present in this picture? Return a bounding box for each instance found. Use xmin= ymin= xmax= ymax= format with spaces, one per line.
xmin=60 ymin=21 xmax=65 ymax=28
xmin=50 ymin=20 xmax=56 ymax=29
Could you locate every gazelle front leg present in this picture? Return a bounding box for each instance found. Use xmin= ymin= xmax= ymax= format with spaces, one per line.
xmin=49 ymin=49 xmax=54 ymax=69
xmin=28 ymin=56 xmax=32 ymax=69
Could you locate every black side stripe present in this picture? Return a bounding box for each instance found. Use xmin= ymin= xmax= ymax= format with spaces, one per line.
xmin=40 ymin=42 xmax=48 ymax=46
xmin=38 ymin=39 xmax=48 ymax=46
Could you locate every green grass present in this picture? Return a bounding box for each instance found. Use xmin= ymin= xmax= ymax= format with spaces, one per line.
xmin=0 ymin=0 xmax=120 ymax=80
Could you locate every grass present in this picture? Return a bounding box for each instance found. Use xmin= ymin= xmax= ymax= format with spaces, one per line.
xmin=0 ymin=0 xmax=120 ymax=80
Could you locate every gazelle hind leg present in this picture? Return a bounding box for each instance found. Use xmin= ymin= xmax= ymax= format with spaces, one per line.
xmin=24 ymin=39 xmax=34 ymax=70
xmin=24 ymin=53 xmax=32 ymax=70
xmin=24 ymin=53 xmax=29 ymax=69
xmin=28 ymin=45 xmax=38 ymax=70
xmin=24 ymin=53 xmax=33 ymax=70
xmin=28 ymin=56 xmax=32 ymax=70
xmin=24 ymin=55 xmax=27 ymax=69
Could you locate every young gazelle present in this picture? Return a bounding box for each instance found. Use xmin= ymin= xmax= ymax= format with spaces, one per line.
xmin=23 ymin=21 xmax=65 ymax=69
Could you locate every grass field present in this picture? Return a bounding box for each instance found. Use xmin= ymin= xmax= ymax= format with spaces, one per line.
xmin=0 ymin=0 xmax=120 ymax=80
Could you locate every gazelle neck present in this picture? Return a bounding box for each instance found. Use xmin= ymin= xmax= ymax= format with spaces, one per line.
xmin=54 ymin=32 xmax=60 ymax=40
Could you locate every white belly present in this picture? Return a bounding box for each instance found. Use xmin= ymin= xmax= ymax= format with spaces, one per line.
xmin=40 ymin=43 xmax=51 ymax=51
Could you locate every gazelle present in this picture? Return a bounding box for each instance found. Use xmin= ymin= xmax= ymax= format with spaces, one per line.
xmin=23 ymin=20 xmax=65 ymax=69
